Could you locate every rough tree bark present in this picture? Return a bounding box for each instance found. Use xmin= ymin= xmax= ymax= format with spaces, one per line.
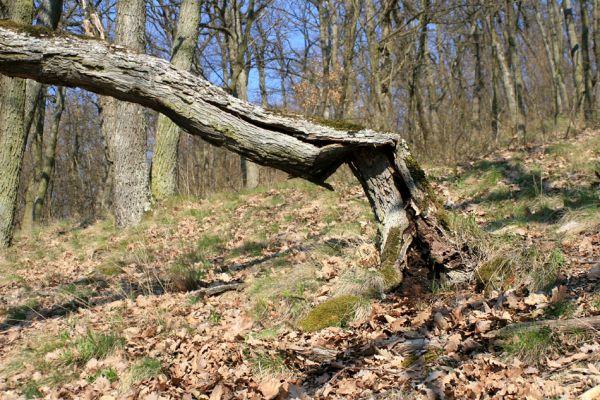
xmin=0 ymin=0 xmax=33 ymax=248
xmin=0 ymin=25 xmax=471 ymax=284
xmin=151 ymin=0 xmax=201 ymax=200
xmin=103 ymin=0 xmax=151 ymax=228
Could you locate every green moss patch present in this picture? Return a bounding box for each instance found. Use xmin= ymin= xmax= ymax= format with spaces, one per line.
xmin=379 ymin=227 xmax=403 ymax=290
xmin=298 ymin=295 xmax=364 ymax=332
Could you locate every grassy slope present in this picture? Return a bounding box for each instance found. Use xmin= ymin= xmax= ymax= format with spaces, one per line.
xmin=0 ymin=132 xmax=598 ymax=399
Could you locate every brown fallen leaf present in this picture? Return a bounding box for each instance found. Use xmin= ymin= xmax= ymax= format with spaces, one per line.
xmin=445 ymin=334 xmax=461 ymax=353
xmin=209 ymin=383 xmax=225 ymax=400
xmin=434 ymin=312 xmax=449 ymax=331
xmin=259 ymin=378 xmax=283 ymax=399
xmin=223 ymin=315 xmax=254 ymax=341
xmin=524 ymin=293 xmax=548 ymax=307
xmin=412 ymin=309 xmax=432 ymax=327
xmin=549 ymin=285 xmax=568 ymax=304
xmin=475 ymin=320 xmax=492 ymax=333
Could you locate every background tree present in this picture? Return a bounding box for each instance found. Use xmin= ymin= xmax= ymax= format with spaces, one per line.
xmin=103 ymin=0 xmax=151 ymax=227
xmin=21 ymin=0 xmax=64 ymax=230
xmin=3 ymin=0 xmax=600 ymax=240
xmin=151 ymin=0 xmax=201 ymax=200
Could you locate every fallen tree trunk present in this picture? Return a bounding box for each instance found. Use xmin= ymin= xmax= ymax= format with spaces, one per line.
xmin=0 ymin=23 xmax=471 ymax=287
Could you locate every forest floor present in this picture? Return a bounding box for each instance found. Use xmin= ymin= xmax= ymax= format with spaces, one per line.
xmin=0 ymin=130 xmax=599 ymax=399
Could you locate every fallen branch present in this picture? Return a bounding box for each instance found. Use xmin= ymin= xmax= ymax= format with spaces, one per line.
xmin=490 ymin=315 xmax=600 ymax=338
xmin=0 ymin=24 xmax=473 ymax=287
xmin=189 ymin=283 xmax=244 ymax=297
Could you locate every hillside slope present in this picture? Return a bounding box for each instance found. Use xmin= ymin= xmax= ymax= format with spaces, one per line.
xmin=0 ymin=131 xmax=598 ymax=399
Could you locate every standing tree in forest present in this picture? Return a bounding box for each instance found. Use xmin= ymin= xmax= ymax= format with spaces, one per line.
xmin=564 ymin=0 xmax=586 ymax=124
xmin=151 ymin=0 xmax=201 ymax=200
xmin=103 ymin=0 xmax=151 ymax=227
xmin=0 ymin=0 xmax=32 ymax=247
xmin=21 ymin=0 xmax=64 ymax=230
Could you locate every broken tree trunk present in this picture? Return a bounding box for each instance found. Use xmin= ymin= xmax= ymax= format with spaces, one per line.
xmin=0 ymin=24 xmax=471 ymax=287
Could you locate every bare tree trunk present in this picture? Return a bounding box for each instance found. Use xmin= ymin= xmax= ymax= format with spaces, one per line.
xmin=32 ymin=88 xmax=65 ymax=221
xmin=489 ymin=14 xmax=520 ymax=141
xmin=21 ymin=92 xmax=44 ymax=231
xmin=21 ymin=0 xmax=63 ymax=230
xmin=564 ymin=0 xmax=586 ymax=120
xmin=253 ymin=21 xmax=269 ymax=108
xmin=151 ymin=0 xmax=201 ymax=200
xmin=104 ymin=0 xmax=150 ymax=227
xmin=471 ymin=20 xmax=484 ymax=130
xmin=549 ymin=0 xmax=569 ymax=112
xmin=0 ymin=0 xmax=32 ymax=247
xmin=338 ymin=0 xmax=358 ymax=119
xmin=593 ymin=0 xmax=600 ymax=102
xmin=504 ymin=1 xmax=527 ymax=141
xmin=274 ymin=30 xmax=288 ymax=110
xmin=221 ymin=0 xmax=261 ymax=189
xmin=364 ymin=0 xmax=393 ymax=130
xmin=0 ymin=25 xmax=472 ymax=283
xmin=535 ymin=2 xmax=563 ymax=122
xmin=423 ymin=0 xmax=439 ymax=138
xmin=580 ymin=0 xmax=595 ymax=123
xmin=491 ymin=34 xmax=501 ymax=143
xmin=313 ymin=0 xmax=332 ymax=118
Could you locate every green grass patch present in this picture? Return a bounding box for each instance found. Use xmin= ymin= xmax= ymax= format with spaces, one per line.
xmin=250 ymin=351 xmax=290 ymax=376
xmin=269 ymin=194 xmax=285 ymax=206
xmin=197 ymin=234 xmax=224 ymax=252
xmin=20 ymin=381 xmax=42 ymax=399
xmin=545 ymin=300 xmax=576 ymax=318
xmin=249 ymin=269 xmax=316 ymax=322
xmin=59 ymin=283 xmax=94 ymax=303
xmin=530 ymin=248 xmax=564 ymax=291
xmin=500 ymin=327 xmax=554 ymax=363
xmin=250 ymin=326 xmax=282 ymax=340
xmin=96 ymin=261 xmax=124 ymax=276
xmin=231 ymin=241 xmax=267 ymax=257
xmin=187 ymin=208 xmax=211 ymax=221
xmin=59 ymin=331 xmax=124 ymax=367
xmin=208 ymin=310 xmax=222 ymax=325
xmin=126 ymin=357 xmax=162 ymax=384
xmin=86 ymin=367 xmax=118 ymax=384
xmin=592 ymin=292 xmax=600 ymax=311
xmin=2 ymin=298 xmax=40 ymax=323
xmin=545 ymin=142 xmax=576 ymax=157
